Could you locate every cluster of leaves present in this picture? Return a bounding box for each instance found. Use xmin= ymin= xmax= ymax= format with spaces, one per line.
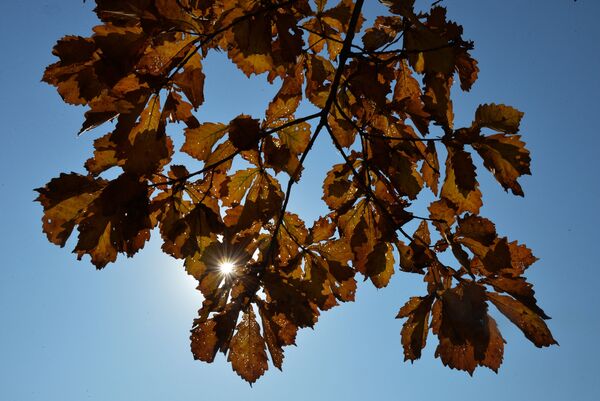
xmin=37 ymin=0 xmax=556 ymax=383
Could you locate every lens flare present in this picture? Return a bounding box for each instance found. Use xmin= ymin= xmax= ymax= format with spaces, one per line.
xmin=219 ymin=260 xmax=236 ymax=275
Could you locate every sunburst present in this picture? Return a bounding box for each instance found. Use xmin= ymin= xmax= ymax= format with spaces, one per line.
xmin=218 ymin=259 xmax=236 ymax=275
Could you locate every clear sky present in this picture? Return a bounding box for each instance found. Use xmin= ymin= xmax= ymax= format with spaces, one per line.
xmin=1 ymin=1 xmax=599 ymax=400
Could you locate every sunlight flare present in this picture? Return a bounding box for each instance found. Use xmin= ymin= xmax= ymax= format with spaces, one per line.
xmin=218 ymin=260 xmax=236 ymax=275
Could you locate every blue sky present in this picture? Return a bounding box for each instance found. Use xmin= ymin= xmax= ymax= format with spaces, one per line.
xmin=1 ymin=1 xmax=599 ymax=400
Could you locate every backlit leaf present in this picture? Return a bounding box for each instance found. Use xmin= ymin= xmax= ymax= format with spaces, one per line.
xmin=487 ymin=292 xmax=557 ymax=348
xmin=474 ymin=104 xmax=524 ymax=134
xmin=441 ymin=146 xmax=482 ymax=214
xmin=174 ymin=53 xmax=206 ymax=109
xmin=182 ymin=123 xmax=228 ymax=161
xmin=74 ymin=173 xmax=154 ymax=268
xmin=473 ymin=133 xmax=531 ymax=196
xmin=432 ymin=282 xmax=505 ymax=374
xmin=228 ymin=308 xmax=268 ymax=383
xmin=229 ymin=115 xmax=261 ymax=151
xmin=36 ymin=173 xmax=106 ymax=247
xmin=397 ymin=295 xmax=434 ymax=361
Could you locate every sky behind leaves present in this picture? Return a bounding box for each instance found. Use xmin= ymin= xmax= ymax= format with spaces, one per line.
xmin=1 ymin=1 xmax=599 ymax=400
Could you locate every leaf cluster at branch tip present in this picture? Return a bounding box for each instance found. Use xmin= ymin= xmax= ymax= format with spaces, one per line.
xmin=37 ymin=0 xmax=555 ymax=383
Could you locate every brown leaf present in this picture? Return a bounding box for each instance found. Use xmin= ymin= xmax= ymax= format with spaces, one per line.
xmin=163 ymin=91 xmax=199 ymax=128
xmin=155 ymin=191 xmax=222 ymax=259
xmin=191 ymin=306 xmax=240 ymax=362
xmin=432 ymin=282 xmax=506 ymax=374
xmin=312 ymin=240 xmax=356 ymax=302
xmin=229 ymin=115 xmax=261 ymax=151
xmin=483 ymin=276 xmax=549 ymax=319
xmin=276 ymin=213 xmax=308 ymax=266
xmin=220 ymin=168 xmax=260 ymax=207
xmin=224 ymin=171 xmax=284 ymax=231
xmin=504 ymin=241 xmax=538 ymax=276
xmin=469 ymin=238 xmax=538 ymax=277
xmin=174 ymin=54 xmax=206 ymax=109
xmin=182 ymin=122 xmax=228 ymax=161
xmin=258 ymin=305 xmax=285 ymax=370
xmin=365 ymin=241 xmax=396 ymax=288
xmin=155 ymin=0 xmax=198 ymax=31
xmin=190 ymin=319 xmax=219 ymax=363
xmin=258 ymin=302 xmax=300 ymax=371
xmin=327 ymin=109 xmax=357 ymax=148
xmin=346 ymin=59 xmax=393 ymax=109
xmin=405 ymin=26 xmax=454 ymax=75
xmin=122 ymin=96 xmax=174 ymax=176
xmin=228 ymin=308 xmax=269 ymax=384
xmin=428 ymin=198 xmax=456 ymax=229
xmin=264 ymin=65 xmax=304 ymax=125
xmin=456 ymin=214 xmax=496 ymax=246
xmin=305 ymin=54 xmax=334 ymax=108
xmin=262 ymin=270 xmax=320 ymax=329
xmin=304 ymin=0 xmax=359 ymax=60
xmin=74 ymin=174 xmax=154 ymax=268
xmin=367 ymin=130 xmax=424 ymax=200
xmin=397 ymin=295 xmax=434 ymax=361
xmin=398 ymin=221 xmax=434 ymax=273
xmin=263 ymin=136 xmax=302 ymax=179
xmin=472 ymin=133 xmax=531 ymax=196
xmin=224 ymin=3 xmax=305 ymax=78
xmin=204 ymin=140 xmax=237 ymax=172
xmin=423 ymin=73 xmax=454 ymax=128
xmin=421 ymin=141 xmax=440 ymax=195
xmin=308 ymin=216 xmax=336 ymax=243
xmin=455 ymin=49 xmax=479 ymax=91
xmin=441 ymin=146 xmax=482 ymax=214
xmin=487 ymin=292 xmax=557 ymax=347
xmin=480 ymin=238 xmax=512 ymax=273
xmin=322 ymin=163 xmax=359 ymax=211
xmin=340 ymin=200 xmax=395 ymax=288
xmin=36 ymin=173 xmax=107 ymax=247
xmin=481 ymin=315 xmax=505 ymax=372
xmin=474 ymin=103 xmax=524 ymax=134
xmin=136 ymin=35 xmax=195 ymax=76
xmin=302 ymin=254 xmax=338 ymax=310
xmin=393 ymin=61 xmax=430 ymax=134
xmin=83 ymin=95 xmax=172 ymax=176
xmin=43 ymin=36 xmax=103 ymax=106
xmin=362 ymin=16 xmax=402 ymax=51
xmin=226 ymin=13 xmax=273 ymax=76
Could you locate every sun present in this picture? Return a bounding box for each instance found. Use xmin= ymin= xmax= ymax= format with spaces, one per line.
xmin=218 ymin=260 xmax=236 ymax=275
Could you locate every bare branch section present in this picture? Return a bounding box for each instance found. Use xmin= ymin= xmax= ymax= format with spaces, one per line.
xmin=37 ymin=0 xmax=554 ymax=384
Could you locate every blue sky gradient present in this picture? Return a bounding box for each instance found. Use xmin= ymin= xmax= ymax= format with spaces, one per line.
xmin=1 ymin=1 xmax=599 ymax=400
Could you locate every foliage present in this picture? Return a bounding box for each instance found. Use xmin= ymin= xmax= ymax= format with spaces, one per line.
xmin=36 ymin=0 xmax=556 ymax=383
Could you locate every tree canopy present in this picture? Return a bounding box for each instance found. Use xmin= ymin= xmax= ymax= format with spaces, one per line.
xmin=36 ymin=0 xmax=556 ymax=383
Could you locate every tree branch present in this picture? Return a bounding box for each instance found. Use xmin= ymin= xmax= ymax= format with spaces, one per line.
xmin=241 ymin=0 xmax=366 ymax=304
